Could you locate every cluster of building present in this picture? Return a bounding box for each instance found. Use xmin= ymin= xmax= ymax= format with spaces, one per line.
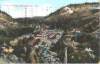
xmin=0 ymin=25 xmax=64 ymax=63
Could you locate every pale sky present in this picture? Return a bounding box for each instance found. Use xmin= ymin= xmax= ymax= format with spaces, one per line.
xmin=0 ymin=0 xmax=98 ymax=18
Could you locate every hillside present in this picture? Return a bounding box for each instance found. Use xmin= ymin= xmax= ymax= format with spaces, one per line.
xmin=45 ymin=2 xmax=100 ymax=32
xmin=0 ymin=10 xmax=35 ymax=42
xmin=0 ymin=10 xmax=18 ymax=29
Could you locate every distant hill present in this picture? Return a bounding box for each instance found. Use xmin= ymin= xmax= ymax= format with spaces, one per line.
xmin=45 ymin=2 xmax=100 ymax=32
xmin=0 ymin=10 xmax=18 ymax=29
xmin=14 ymin=17 xmax=45 ymax=25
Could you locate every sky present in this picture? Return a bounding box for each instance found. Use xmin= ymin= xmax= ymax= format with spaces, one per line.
xmin=0 ymin=0 xmax=98 ymax=18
